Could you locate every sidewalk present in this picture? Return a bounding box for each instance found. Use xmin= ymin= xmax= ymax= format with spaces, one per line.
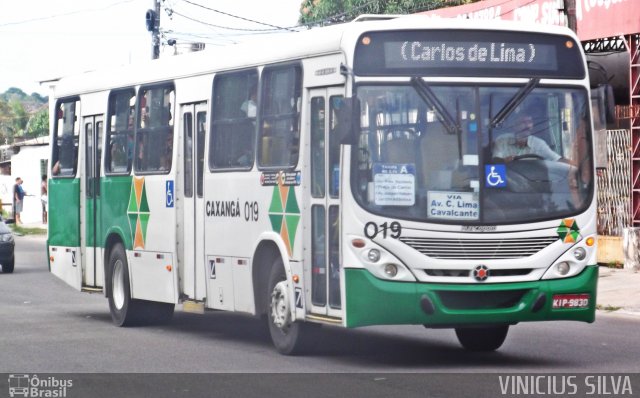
xmin=597 ymin=265 xmax=640 ymax=316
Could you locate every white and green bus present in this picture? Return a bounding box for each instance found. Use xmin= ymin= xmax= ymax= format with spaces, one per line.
xmin=48 ymin=16 xmax=597 ymax=354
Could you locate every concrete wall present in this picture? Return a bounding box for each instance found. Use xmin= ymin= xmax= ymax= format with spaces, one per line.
xmin=9 ymin=145 xmax=49 ymax=224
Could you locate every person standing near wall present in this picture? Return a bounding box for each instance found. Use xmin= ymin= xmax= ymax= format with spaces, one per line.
xmin=13 ymin=177 xmax=26 ymax=224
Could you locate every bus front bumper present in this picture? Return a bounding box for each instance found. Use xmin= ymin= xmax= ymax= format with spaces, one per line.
xmin=344 ymin=265 xmax=598 ymax=328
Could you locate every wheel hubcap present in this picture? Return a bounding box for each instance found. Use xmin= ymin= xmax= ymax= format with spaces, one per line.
xmin=270 ymin=280 xmax=291 ymax=331
xmin=112 ymin=259 xmax=125 ymax=310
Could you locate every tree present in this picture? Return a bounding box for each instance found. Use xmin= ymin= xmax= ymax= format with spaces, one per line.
xmin=0 ymin=89 xmax=48 ymax=144
xmin=9 ymin=100 xmax=28 ymax=139
xmin=30 ymin=92 xmax=47 ymax=103
xmin=299 ymin=0 xmax=480 ymax=26
xmin=25 ymin=108 xmax=49 ymax=138
xmin=0 ymin=100 xmax=12 ymax=144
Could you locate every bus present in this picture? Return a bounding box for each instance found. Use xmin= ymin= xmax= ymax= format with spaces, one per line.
xmin=48 ymin=15 xmax=597 ymax=354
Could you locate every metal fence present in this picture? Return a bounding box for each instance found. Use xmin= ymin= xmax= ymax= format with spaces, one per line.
xmin=597 ymin=129 xmax=631 ymax=236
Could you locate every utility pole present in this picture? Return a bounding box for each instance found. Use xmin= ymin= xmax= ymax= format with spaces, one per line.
xmin=146 ymin=0 xmax=161 ymax=59
xmin=563 ymin=0 xmax=577 ymax=33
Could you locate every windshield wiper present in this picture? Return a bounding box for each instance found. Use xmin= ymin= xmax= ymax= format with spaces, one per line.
xmin=410 ymin=77 xmax=459 ymax=135
xmin=490 ymin=78 xmax=540 ymax=129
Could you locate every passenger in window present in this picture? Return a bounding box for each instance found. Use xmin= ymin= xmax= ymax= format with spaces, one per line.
xmin=493 ymin=113 xmax=561 ymax=162
xmin=236 ymin=145 xmax=253 ymax=167
xmin=241 ymin=85 xmax=257 ymax=118
xmin=136 ymin=135 xmax=145 ymax=169
xmin=141 ymin=106 xmax=150 ymax=128
xmin=127 ymin=133 xmax=134 ymax=169
xmin=161 ymin=132 xmax=173 ymax=170
xmin=164 ymin=102 xmax=173 ymax=125
xmin=52 ymin=161 xmax=61 ymax=176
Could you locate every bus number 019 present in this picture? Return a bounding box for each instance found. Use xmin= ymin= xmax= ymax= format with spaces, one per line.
xmin=364 ymin=221 xmax=402 ymax=239
xmin=244 ymin=201 xmax=259 ymax=222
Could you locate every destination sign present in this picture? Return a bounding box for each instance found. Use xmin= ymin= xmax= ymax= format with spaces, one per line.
xmin=385 ymin=41 xmax=556 ymax=71
xmin=354 ymin=30 xmax=585 ymax=79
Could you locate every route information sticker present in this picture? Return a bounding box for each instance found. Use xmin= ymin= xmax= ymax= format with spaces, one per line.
xmin=428 ymin=191 xmax=479 ymax=220
xmin=373 ymin=163 xmax=415 ymax=206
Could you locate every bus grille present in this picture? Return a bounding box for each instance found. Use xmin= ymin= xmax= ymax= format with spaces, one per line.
xmin=424 ymin=268 xmax=532 ymax=277
xmin=399 ymin=236 xmax=558 ymax=259
xmin=437 ymin=290 xmax=529 ymax=310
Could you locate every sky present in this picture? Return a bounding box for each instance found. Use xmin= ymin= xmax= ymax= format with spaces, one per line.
xmin=0 ymin=0 xmax=302 ymax=96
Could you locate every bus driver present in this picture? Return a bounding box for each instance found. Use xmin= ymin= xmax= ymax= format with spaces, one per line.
xmin=493 ymin=113 xmax=561 ymax=162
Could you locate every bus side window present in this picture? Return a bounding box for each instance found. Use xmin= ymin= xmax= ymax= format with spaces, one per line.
xmin=210 ymin=69 xmax=258 ymax=170
xmin=52 ymin=99 xmax=80 ymax=177
xmin=135 ymin=85 xmax=175 ymax=173
xmin=105 ymin=89 xmax=136 ymax=174
xmin=258 ymin=65 xmax=301 ymax=168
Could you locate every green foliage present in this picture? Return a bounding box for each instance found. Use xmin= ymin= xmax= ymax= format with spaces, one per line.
xmin=25 ymin=109 xmax=49 ymax=138
xmin=299 ymin=0 xmax=480 ymax=26
xmin=0 ymin=88 xmax=48 ymax=144
xmin=10 ymin=100 xmax=28 ymax=136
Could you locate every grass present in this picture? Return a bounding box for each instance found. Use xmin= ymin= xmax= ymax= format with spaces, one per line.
xmin=606 ymin=261 xmax=624 ymax=269
xmin=2 ymin=211 xmax=47 ymax=236
xmin=596 ymin=304 xmax=622 ymax=312
xmin=9 ymin=224 xmax=47 ymax=236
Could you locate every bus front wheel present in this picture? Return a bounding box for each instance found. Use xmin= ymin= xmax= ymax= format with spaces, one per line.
xmin=267 ymin=258 xmax=308 ymax=355
xmin=455 ymin=325 xmax=509 ymax=352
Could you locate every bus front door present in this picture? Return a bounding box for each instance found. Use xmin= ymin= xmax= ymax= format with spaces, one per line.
xmin=179 ymin=103 xmax=207 ymax=301
xmin=80 ymin=115 xmax=103 ymax=289
xmin=306 ymin=88 xmax=344 ymax=318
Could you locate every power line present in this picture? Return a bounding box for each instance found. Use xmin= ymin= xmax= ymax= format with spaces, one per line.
xmin=180 ymin=0 xmax=296 ymax=31
xmin=0 ymin=0 xmax=136 ymax=28
xmin=169 ymin=10 xmax=284 ymax=32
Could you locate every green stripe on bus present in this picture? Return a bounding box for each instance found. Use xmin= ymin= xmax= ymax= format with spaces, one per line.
xmin=100 ymin=176 xmax=134 ymax=250
xmin=48 ymin=178 xmax=80 ymax=247
xmin=344 ymin=266 xmax=598 ymax=328
xmin=48 ymin=175 xmax=134 ymax=250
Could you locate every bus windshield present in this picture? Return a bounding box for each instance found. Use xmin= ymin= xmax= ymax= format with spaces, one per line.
xmin=351 ymin=83 xmax=593 ymax=225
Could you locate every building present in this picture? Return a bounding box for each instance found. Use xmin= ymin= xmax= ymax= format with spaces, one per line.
xmin=0 ymin=136 xmax=49 ymax=224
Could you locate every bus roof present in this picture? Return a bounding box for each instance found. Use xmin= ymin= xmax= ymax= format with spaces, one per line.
xmin=51 ymin=15 xmax=579 ymax=98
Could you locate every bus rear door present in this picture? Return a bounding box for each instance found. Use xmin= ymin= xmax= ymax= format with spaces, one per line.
xmin=80 ymin=115 xmax=104 ymax=289
xmin=178 ymin=103 xmax=207 ymax=301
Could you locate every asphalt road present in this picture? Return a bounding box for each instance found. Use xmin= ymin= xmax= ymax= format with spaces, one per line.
xmin=1 ymin=235 xmax=639 ymax=397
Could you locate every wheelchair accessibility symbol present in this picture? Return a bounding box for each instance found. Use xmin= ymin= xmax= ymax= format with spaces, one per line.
xmin=485 ymin=164 xmax=506 ymax=188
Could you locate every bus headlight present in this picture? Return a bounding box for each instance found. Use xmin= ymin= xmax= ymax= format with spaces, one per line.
xmin=573 ymin=247 xmax=586 ymax=261
xmin=348 ymin=235 xmax=416 ymax=282
xmin=383 ymin=263 xmax=398 ymax=277
xmin=556 ymin=262 xmax=571 ymax=276
xmin=367 ymin=249 xmax=381 ymax=263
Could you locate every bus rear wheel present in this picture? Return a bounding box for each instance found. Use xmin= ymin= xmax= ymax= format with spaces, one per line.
xmin=455 ymin=325 xmax=509 ymax=352
xmin=107 ymin=243 xmax=174 ymax=326
xmin=267 ymin=258 xmax=308 ymax=355
xmin=108 ymin=243 xmax=141 ymax=326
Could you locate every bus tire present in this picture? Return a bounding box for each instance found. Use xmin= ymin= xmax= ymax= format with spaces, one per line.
xmin=455 ymin=325 xmax=509 ymax=352
xmin=107 ymin=243 xmax=143 ymax=326
xmin=267 ymin=258 xmax=308 ymax=355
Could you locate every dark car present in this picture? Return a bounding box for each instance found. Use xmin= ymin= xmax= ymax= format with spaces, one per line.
xmin=0 ymin=221 xmax=15 ymax=273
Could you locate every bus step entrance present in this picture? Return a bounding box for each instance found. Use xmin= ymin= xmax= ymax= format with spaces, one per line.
xmin=81 ymin=286 xmax=103 ymax=294
xmin=182 ymin=300 xmax=205 ymax=314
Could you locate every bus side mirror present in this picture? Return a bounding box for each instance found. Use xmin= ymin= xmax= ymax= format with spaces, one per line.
xmin=335 ymin=97 xmax=360 ymax=145
xmin=591 ymin=84 xmax=616 ymax=130
xmin=602 ymin=84 xmax=616 ymax=126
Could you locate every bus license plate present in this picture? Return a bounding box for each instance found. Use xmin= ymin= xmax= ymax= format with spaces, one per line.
xmin=552 ymin=294 xmax=590 ymax=309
